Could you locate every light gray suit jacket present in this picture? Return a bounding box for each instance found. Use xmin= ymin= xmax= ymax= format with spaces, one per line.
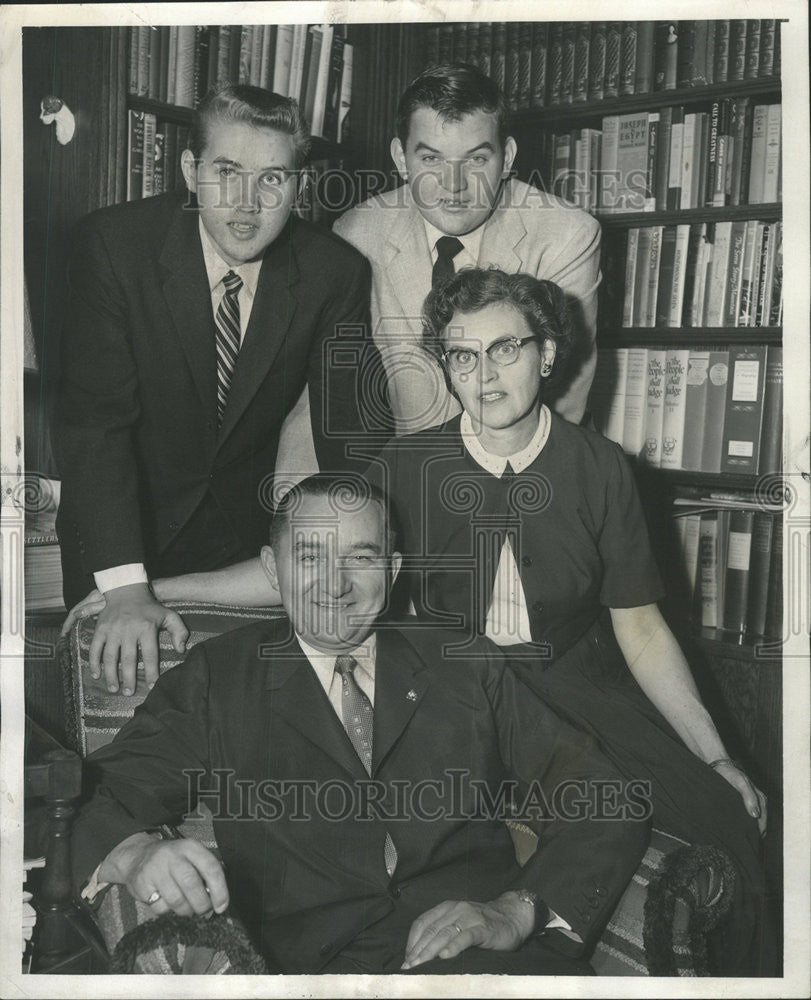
xmin=333 ymin=179 xmax=602 ymax=433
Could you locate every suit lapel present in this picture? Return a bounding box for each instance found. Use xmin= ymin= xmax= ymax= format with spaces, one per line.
xmin=263 ymin=633 xmax=368 ymax=780
xmin=216 ymin=223 xmax=300 ymax=446
xmin=382 ymin=192 xmax=434 ymax=325
xmin=372 ymin=629 xmax=430 ymax=775
xmin=158 ymin=203 xmax=218 ymax=423
xmin=479 ymin=182 xmax=528 ymax=272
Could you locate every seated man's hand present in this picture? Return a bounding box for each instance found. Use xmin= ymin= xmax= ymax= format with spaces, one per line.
xmin=61 ymin=587 xmax=107 ymax=635
xmin=89 ymin=582 xmax=188 ymax=695
xmin=99 ymin=831 xmax=229 ymax=918
xmin=401 ymin=891 xmax=535 ymax=970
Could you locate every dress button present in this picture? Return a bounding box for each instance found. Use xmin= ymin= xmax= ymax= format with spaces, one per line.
xmin=595 ymin=886 xmax=607 ymax=897
xmin=521 ymin=556 xmax=532 ymax=567
xmin=319 ymin=943 xmax=332 ymax=956
xmin=532 ymin=601 xmax=544 ymax=613
xmin=390 ymin=885 xmax=401 ymax=898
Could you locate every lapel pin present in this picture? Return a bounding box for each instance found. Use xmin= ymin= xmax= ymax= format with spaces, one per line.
xmin=407 ymin=689 xmax=418 ymax=701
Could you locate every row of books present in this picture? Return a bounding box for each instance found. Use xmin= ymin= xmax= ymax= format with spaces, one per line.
xmin=128 ymin=24 xmax=353 ymax=141
xmin=127 ymin=112 xmax=189 ymax=201
xmin=24 ymin=479 xmax=64 ymax=613
xmin=542 ymin=102 xmax=781 ymax=214
xmin=590 ymin=346 xmax=782 ymax=475
xmin=424 ymin=20 xmax=780 ymax=110
xmin=617 ymin=220 xmax=782 ymax=329
xmin=674 ymin=503 xmax=782 ymax=637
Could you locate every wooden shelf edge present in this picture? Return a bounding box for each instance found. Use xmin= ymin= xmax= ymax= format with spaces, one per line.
xmin=510 ymin=76 xmax=782 ymax=128
xmin=685 ymin=627 xmax=785 ymax=661
xmin=595 ymin=204 xmax=782 ymax=227
xmin=598 ymin=328 xmax=782 ymax=346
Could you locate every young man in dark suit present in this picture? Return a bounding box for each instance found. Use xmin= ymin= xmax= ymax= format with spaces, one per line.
xmin=73 ymin=473 xmax=647 ymax=975
xmin=55 ymin=86 xmax=388 ymax=692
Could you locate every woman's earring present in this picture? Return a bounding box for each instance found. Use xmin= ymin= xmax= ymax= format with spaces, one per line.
xmin=541 ymin=361 xmax=553 ymax=377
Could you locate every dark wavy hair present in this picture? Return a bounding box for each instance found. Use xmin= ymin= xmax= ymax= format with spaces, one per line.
xmin=421 ymin=268 xmax=574 ymax=396
xmin=189 ymin=84 xmax=311 ymax=166
xmin=396 ymin=63 xmax=510 ymax=147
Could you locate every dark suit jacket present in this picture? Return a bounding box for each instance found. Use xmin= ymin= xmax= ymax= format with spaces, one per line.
xmin=72 ymin=619 xmax=647 ymax=973
xmin=54 ymin=191 xmax=389 ymax=601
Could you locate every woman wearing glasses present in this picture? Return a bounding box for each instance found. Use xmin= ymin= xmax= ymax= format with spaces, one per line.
xmin=67 ymin=267 xmax=769 ymax=973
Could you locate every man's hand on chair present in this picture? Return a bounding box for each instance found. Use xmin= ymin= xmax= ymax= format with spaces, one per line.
xmin=83 ymin=583 xmax=188 ymax=695
xmin=100 ymin=831 xmax=229 ymax=917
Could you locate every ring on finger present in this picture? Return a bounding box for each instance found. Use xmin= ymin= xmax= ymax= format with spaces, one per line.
xmin=452 ymin=922 xmax=462 ymax=935
xmin=146 ymin=890 xmax=162 ymax=905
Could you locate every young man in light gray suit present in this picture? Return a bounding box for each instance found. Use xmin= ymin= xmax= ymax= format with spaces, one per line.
xmin=333 ymin=63 xmax=602 ymax=434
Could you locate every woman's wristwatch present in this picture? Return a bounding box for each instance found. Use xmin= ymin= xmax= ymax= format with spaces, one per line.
xmin=513 ymin=889 xmax=552 ymax=934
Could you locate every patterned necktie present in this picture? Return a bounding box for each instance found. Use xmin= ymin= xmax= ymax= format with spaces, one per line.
xmin=215 ymin=270 xmax=243 ymax=425
xmin=432 ymin=236 xmax=464 ymax=289
xmin=335 ymin=655 xmax=398 ymax=877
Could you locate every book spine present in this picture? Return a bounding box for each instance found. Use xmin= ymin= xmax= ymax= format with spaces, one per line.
xmin=724 ymin=220 xmax=747 ymax=325
xmin=737 ymin=220 xmax=760 ymax=325
xmin=666 ymin=106 xmax=684 ymax=210
xmin=661 ymin=348 xmax=691 ymax=469
xmin=759 ymin=19 xmax=776 ymax=77
xmin=681 ymin=221 xmax=703 ymax=326
xmin=127 ymin=26 xmax=138 ymax=94
xmin=701 ymin=350 xmax=731 ymax=472
xmin=467 ymin=23 xmax=480 ymax=70
xmin=644 ymin=112 xmax=659 ymax=211
xmin=694 ymin=112 xmax=709 ymax=209
xmin=141 ymin=112 xmax=156 ymax=198
xmin=754 ymin=222 xmax=775 ymax=326
xmin=311 ymin=24 xmax=334 ymax=137
xmin=605 ymin=348 xmax=629 ymax=446
xmin=704 ymin=220 xmax=733 ymax=326
xmin=699 ymin=512 xmax=721 ymax=628
xmin=604 ymin=22 xmax=621 ymax=98
xmin=152 ymin=129 xmax=164 ymax=196
xmin=747 ymin=103 xmax=769 ymax=204
xmin=530 ymin=23 xmax=549 ymax=107
xmin=453 ymin=23 xmax=469 ymax=63
xmin=722 ymin=508 xmax=755 ymax=632
xmin=668 ymin=224 xmax=691 ymax=326
xmin=713 ymin=19 xmax=730 ymax=83
xmin=722 ymin=346 xmax=768 ymax=473
xmin=746 ymin=223 xmax=765 ymax=326
xmin=162 ymin=122 xmax=177 ymax=193
xmin=337 ymin=43 xmax=354 ymax=144
xmin=174 ymin=26 xmax=195 ymax=108
xmin=632 ymin=227 xmax=653 ymax=325
xmin=260 ymin=25 xmax=274 ymax=90
xmin=192 ymin=26 xmax=209 ymax=106
xmin=679 ymin=112 xmax=697 ymax=209
xmin=758 ymin=346 xmax=783 ymax=474
xmin=706 ymin=101 xmax=720 ymax=207
xmin=206 ymin=27 xmax=219 ymax=94
xmin=762 ymin=103 xmax=782 ymax=203
xmin=682 ymin=513 xmax=703 ymax=610
xmin=587 ymin=22 xmax=606 ymax=101
xmin=600 ymin=114 xmax=619 ymax=211
xmin=127 ymin=110 xmax=145 ymax=202
xmin=655 ymin=225 xmax=677 ymax=326
xmin=676 ymin=20 xmax=697 ymax=87
xmin=768 ymin=222 xmax=783 ymax=326
xmin=322 ymin=34 xmax=346 ymax=142
xmin=425 ymin=24 xmax=440 ymax=67
xmin=653 ymin=105 xmax=672 ymax=211
xmin=645 ymin=225 xmax=664 ymax=326
xmin=518 ymin=22 xmax=533 ymax=108
xmin=746 ymin=512 xmax=774 ymax=635
xmin=619 ymin=22 xmax=638 ymax=96
xmin=681 ymin=350 xmax=711 ymax=470
xmin=238 ymin=25 xmax=252 ymax=84
xmin=152 ymin=27 xmax=166 ymax=103
xmin=478 ymin=23 xmax=493 ymax=76
xmin=547 ymin=23 xmax=563 ymax=105
xmin=634 ymin=21 xmax=655 ymax=94
xmin=504 ymin=23 xmax=521 ymax=110
xmin=622 ymin=347 xmax=648 ymax=456
xmin=653 ymin=21 xmax=678 ymax=91
xmin=492 ymin=23 xmax=507 ymax=92
xmin=215 ymin=25 xmax=231 ymax=88
xmin=729 ymin=19 xmax=748 ymax=81
xmin=622 ymin=228 xmax=640 ymax=326
xmin=573 ymin=22 xmax=591 ymax=103
xmin=744 ymin=18 xmax=762 ymax=79
xmin=136 ymin=26 xmax=150 ymax=97
xmin=764 ymin=516 xmax=783 ymax=639
xmin=273 ymin=24 xmax=294 ymax=94
xmin=642 ymin=348 xmax=667 ymax=466
xmin=560 ymin=22 xmax=576 ymax=104
xmin=249 ymin=24 xmax=264 ymax=86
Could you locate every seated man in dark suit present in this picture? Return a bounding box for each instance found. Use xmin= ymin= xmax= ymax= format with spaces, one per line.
xmin=55 ymin=85 xmax=389 ymax=695
xmin=73 ymin=473 xmax=648 ymax=975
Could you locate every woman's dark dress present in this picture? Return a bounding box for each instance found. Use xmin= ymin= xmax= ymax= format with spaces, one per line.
xmin=368 ymin=411 xmax=769 ymax=974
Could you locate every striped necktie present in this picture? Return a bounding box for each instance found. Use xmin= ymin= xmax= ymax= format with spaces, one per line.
xmin=215 ymin=270 xmax=243 ymax=425
xmin=335 ymin=655 xmax=398 ymax=878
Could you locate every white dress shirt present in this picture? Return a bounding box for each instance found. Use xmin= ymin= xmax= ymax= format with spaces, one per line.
xmin=460 ymin=407 xmax=552 ymax=646
xmin=423 ymin=217 xmax=485 ymax=272
xmin=296 ymin=634 xmax=377 ymax=714
xmin=93 ymin=222 xmax=264 ymax=595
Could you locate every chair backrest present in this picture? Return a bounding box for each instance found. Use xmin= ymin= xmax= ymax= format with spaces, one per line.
xmin=63 ymin=603 xmax=287 ymax=757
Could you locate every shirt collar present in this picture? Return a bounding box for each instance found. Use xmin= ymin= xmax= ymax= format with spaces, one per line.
xmin=198 ymin=218 xmax=262 ymax=299
xmin=296 ymin=633 xmax=377 ymax=692
xmin=422 ymin=216 xmax=485 ymax=263
xmin=460 ymin=405 xmax=552 ymax=476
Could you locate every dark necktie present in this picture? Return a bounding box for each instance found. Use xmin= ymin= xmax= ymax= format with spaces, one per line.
xmin=215 ymin=270 xmax=243 ymax=425
xmin=335 ymin=655 xmax=398 ymax=877
xmin=432 ymin=235 xmax=464 ymax=289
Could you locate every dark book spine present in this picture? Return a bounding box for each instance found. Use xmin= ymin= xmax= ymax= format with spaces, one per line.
xmin=619 ymin=21 xmax=638 ymax=96
xmin=530 ymin=23 xmax=549 ymax=107
xmin=746 ymin=512 xmax=774 ymax=636
xmin=758 ymin=347 xmax=783 ymax=474
xmin=714 ymin=19 xmax=730 ymax=83
xmin=768 ymin=223 xmax=783 ymax=325
xmin=729 ymin=19 xmax=747 ymax=81
xmin=655 ymin=226 xmax=678 ymax=325
xmin=478 ymin=23 xmax=493 ymax=76
xmin=764 ymin=516 xmax=782 ymax=639
xmin=573 ymin=22 xmax=591 ymax=102
xmin=127 ymin=25 xmax=138 ymax=94
xmin=162 ymin=122 xmax=177 ymax=193
xmin=517 ymin=22 xmax=532 ymax=109
xmin=721 ymin=345 xmax=768 ymax=473
xmin=759 ymin=19 xmax=776 ymax=77
xmin=588 ymin=22 xmax=606 ymax=101
xmin=152 ymin=130 xmax=165 ymax=195
xmin=548 ymin=23 xmax=564 ymax=105
xmin=654 ymin=21 xmax=678 ymax=91
xmin=646 ymin=113 xmax=659 ymax=210
xmin=193 ymin=26 xmax=210 ymax=106
xmin=705 ymin=101 xmax=720 ymax=207
xmin=676 ymin=20 xmax=696 ymax=87
xmin=655 ymin=106 xmax=673 ymax=211
xmin=438 ymin=24 xmax=453 ymax=63
xmin=604 ymin=22 xmax=621 ymax=98
xmin=127 ymin=110 xmax=145 ymax=202
xmin=425 ymin=24 xmax=440 ymax=67
xmin=560 ymin=22 xmax=576 ymax=104
xmin=634 ymin=21 xmax=655 ymax=93
xmin=505 ymin=23 xmax=521 ymax=110
xmin=722 ymin=508 xmax=755 ymax=633
xmin=492 ymin=23 xmax=507 ymax=91
xmin=158 ymin=26 xmax=171 ymax=104
xmin=467 ymin=23 xmax=480 ymax=70
xmin=453 ymin=24 xmax=469 ymax=63
xmin=745 ymin=18 xmax=762 ymax=79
